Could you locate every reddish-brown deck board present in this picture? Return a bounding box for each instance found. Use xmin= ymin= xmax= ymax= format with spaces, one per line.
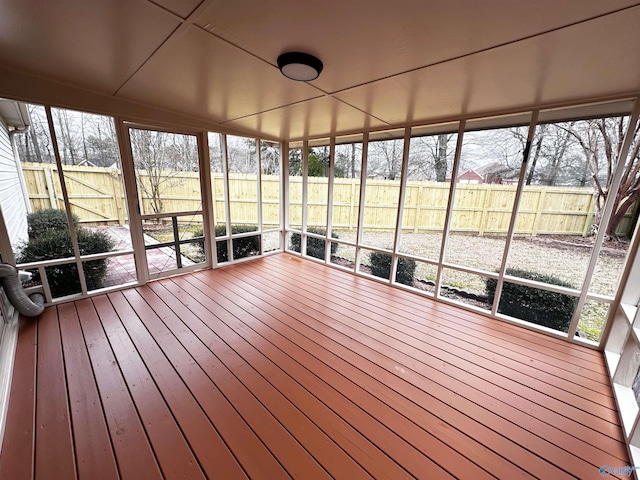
xmin=263 ymin=255 xmax=613 ymax=390
xmin=132 ymin=285 xmax=325 ymax=479
xmin=35 ymin=306 xmax=76 ymax=480
xmin=284 ymin=256 xmax=608 ymax=372
xmin=57 ymin=302 xmax=119 ymax=480
xmin=229 ymin=260 xmax=622 ymax=435
xmin=178 ymin=273 xmax=525 ymax=479
xmin=92 ymin=295 xmax=205 ymax=480
xmin=261 ymin=257 xmax=613 ymax=402
xmin=108 ymin=291 xmax=248 ymax=480
xmin=140 ymin=283 xmax=364 ymax=478
xmin=0 ymin=317 xmax=37 ymax=480
xmin=1 ymin=254 xmax=629 ymax=479
xmin=271 ymin=255 xmax=609 ymax=378
xmin=74 ymin=298 xmax=162 ymax=480
xmin=204 ymin=264 xmax=617 ymax=477
xmin=190 ymin=271 xmax=539 ymax=478
xmin=156 ymin=278 xmax=411 ymax=480
xmin=243 ymin=259 xmax=624 ymax=442
xmin=118 ymin=287 xmax=307 ymax=479
xmin=189 ymin=268 xmax=625 ymax=474
xmin=253 ymin=259 xmax=616 ymax=410
xmin=165 ymin=275 xmax=454 ymax=479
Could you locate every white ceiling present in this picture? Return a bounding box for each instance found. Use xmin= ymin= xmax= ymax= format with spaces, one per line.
xmin=1 ymin=0 xmax=639 ymax=141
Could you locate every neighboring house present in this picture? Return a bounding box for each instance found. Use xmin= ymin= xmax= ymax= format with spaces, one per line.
xmin=455 ymin=162 xmax=520 ymax=185
xmin=76 ymin=159 xmax=98 ymax=167
xmin=0 ymin=99 xmax=30 ymax=256
xmin=455 ymin=169 xmax=484 ymax=184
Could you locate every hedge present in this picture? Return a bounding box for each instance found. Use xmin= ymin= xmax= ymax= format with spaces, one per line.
xmin=27 ymin=208 xmax=79 ymax=239
xmin=369 ymin=252 xmax=416 ymax=286
xmin=290 ymin=227 xmax=339 ymax=260
xmin=486 ymin=268 xmax=577 ymax=332
xmin=18 ymin=214 xmax=114 ymax=298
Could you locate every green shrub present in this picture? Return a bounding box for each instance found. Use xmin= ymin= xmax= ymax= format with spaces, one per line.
xmin=369 ymin=252 xmax=416 ymax=286
xmin=18 ymin=228 xmax=114 ymax=297
xmin=290 ymin=227 xmax=339 ymax=260
xmin=486 ymin=268 xmax=577 ymax=332
xmin=27 ymin=209 xmax=79 ymax=239
xmin=191 ymin=224 xmax=261 ymax=263
xmin=215 ymin=224 xmax=260 ymax=263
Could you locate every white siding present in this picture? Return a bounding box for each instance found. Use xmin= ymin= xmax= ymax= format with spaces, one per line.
xmin=0 ymin=119 xmax=28 ymax=253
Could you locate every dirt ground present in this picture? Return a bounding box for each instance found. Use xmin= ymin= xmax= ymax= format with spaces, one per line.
xmin=333 ymin=231 xmax=627 ymax=297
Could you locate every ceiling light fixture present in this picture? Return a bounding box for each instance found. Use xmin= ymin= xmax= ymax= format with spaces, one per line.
xmin=277 ymin=52 xmax=323 ymax=81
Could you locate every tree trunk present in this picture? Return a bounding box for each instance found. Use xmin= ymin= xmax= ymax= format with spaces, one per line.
xmin=29 ymin=126 xmax=43 ymax=162
xmin=547 ymin=127 xmax=573 ymax=186
xmin=81 ymin=113 xmax=89 ymax=163
xmin=350 ymin=143 xmax=356 ymax=179
xmin=526 ymin=134 xmax=544 ymax=185
xmin=434 ymin=134 xmax=448 ymax=182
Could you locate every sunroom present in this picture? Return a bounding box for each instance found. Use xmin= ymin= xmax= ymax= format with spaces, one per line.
xmin=0 ymin=1 xmax=640 ymax=478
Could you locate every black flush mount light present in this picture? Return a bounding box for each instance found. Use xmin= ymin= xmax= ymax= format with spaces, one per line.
xmin=277 ymin=52 xmax=323 ymax=81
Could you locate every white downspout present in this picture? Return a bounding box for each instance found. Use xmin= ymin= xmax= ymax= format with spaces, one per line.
xmin=9 ymin=126 xmax=33 ymax=216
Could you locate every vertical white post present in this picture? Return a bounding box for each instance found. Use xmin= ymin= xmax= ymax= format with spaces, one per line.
xmin=198 ymin=131 xmax=214 ymax=269
xmin=301 ymin=141 xmax=309 ymax=256
xmin=281 ymin=140 xmax=289 ymax=251
xmin=355 ymin=133 xmax=369 ymax=273
xmin=492 ymin=111 xmax=539 ymax=316
xmin=391 ymin=127 xmax=412 ymax=284
xmin=326 ymin=138 xmax=336 ymax=264
xmin=435 ymin=121 xmax=466 ymax=296
xmin=45 ymin=106 xmax=87 ymax=295
xmin=115 ymin=118 xmax=148 ymax=283
xmin=256 ymin=139 xmax=264 ymax=253
xmin=222 ymin=134 xmax=233 ymax=262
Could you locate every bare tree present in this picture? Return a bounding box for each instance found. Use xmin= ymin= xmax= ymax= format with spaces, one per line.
xmin=209 ymin=133 xmax=225 ymax=173
xmin=130 ymin=129 xmax=194 ymax=214
xmin=407 ymin=134 xmax=456 ymax=181
xmin=53 ymin=108 xmax=79 ymax=165
xmin=335 ymin=143 xmax=362 ymax=179
xmin=288 ymin=148 xmax=303 ymax=176
xmin=566 ymin=117 xmax=640 ymax=237
xmin=368 ymin=138 xmax=403 ymax=180
xmin=510 ymin=126 xmax=542 ymax=186
xmin=85 ymin=114 xmax=119 ymax=167
xmin=16 ymin=105 xmax=51 ymax=163
xmin=458 ymin=128 xmax=525 ymax=182
xmin=260 ymin=141 xmax=280 ymax=175
xmin=227 ymin=136 xmax=258 ymax=174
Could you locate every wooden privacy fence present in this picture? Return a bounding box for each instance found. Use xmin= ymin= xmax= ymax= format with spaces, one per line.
xmin=20 ymin=163 xmax=637 ymax=236
xmin=288 ymin=178 xmax=637 ymax=237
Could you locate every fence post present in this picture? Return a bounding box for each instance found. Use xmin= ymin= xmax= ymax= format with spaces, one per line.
xmin=582 ymin=193 xmax=595 ymax=237
xmin=478 ymin=185 xmax=491 ymax=236
xmin=349 ymin=179 xmax=356 ymax=230
xmin=44 ymin=165 xmax=58 ymax=209
xmin=413 ymin=183 xmax=423 ymax=233
xmin=531 ymin=188 xmax=546 ymax=236
xmin=112 ymin=171 xmax=126 ymax=225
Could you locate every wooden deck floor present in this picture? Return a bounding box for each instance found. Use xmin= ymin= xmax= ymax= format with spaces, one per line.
xmin=0 ymin=253 xmax=628 ymax=479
